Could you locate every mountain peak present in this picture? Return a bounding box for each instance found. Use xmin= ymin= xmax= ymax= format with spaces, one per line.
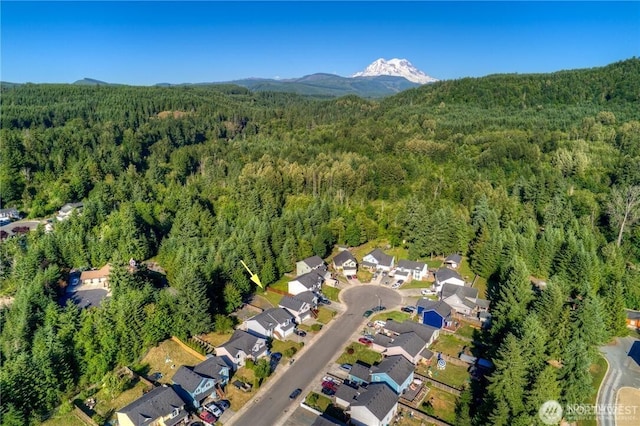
xmin=352 ymin=58 xmax=437 ymax=84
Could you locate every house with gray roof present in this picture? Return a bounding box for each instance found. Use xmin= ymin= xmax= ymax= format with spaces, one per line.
xmin=397 ymin=259 xmax=428 ymax=281
xmin=172 ymin=355 xmax=229 ymax=409
xmin=193 ymin=355 xmax=230 ymax=385
xmin=434 ymin=268 xmax=464 ymax=292
xmin=382 ymin=320 xmax=439 ymax=346
xmin=288 ymin=270 xmax=325 ymax=296
xmin=335 ymin=383 xmax=366 ymax=409
xmin=215 ymin=330 xmax=267 ymax=370
xmin=296 ymin=255 xmax=327 ymax=276
xmin=370 ymin=355 xmax=414 ymax=394
xmin=444 ymin=253 xmax=463 ymax=269
xmin=348 ymin=383 xmax=399 ymax=426
xmin=417 ymin=299 xmax=453 ymax=329
xmin=245 ymin=307 xmax=295 ymax=340
xmin=440 ymin=283 xmax=490 ymax=317
xmin=332 ymin=250 xmax=357 ymax=276
xmin=384 ymin=332 xmax=428 ymax=364
xmin=362 ymin=249 xmax=395 ymax=272
xmin=116 ymin=385 xmax=188 ymax=426
xmin=348 ymin=361 xmax=372 ymax=386
xmin=56 ymin=202 xmax=83 ymax=221
xmin=279 ymin=295 xmax=312 ymax=323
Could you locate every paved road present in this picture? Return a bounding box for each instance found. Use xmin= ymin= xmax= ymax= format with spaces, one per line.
xmin=228 ymin=284 xmax=401 ymax=426
xmin=597 ymin=336 xmax=640 ymax=426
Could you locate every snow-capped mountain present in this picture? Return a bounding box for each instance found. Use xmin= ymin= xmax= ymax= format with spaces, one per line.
xmin=352 ymin=58 xmax=437 ymax=84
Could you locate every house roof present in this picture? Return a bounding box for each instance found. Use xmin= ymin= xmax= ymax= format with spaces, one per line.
xmin=294 ymin=291 xmax=317 ymax=305
xmin=383 ymin=320 xmax=438 ymax=343
xmin=193 ymin=355 xmax=229 ymax=382
xmin=60 ymin=202 xmax=83 ymax=213
xmin=217 ymin=330 xmax=265 ymax=358
xmin=444 ymin=254 xmax=462 ymax=264
xmin=476 ymin=298 xmax=490 ymax=309
xmin=626 ymin=309 xmax=640 ymax=320
xmin=335 ymin=382 xmax=363 ymax=405
xmin=291 ymin=271 xmax=324 ymax=290
xmin=279 ymin=295 xmax=306 ymax=312
xmin=397 ymin=259 xmax=427 ymax=272
xmin=249 ymin=308 xmax=294 ymax=331
xmin=420 ymin=348 xmax=434 ymax=360
xmin=373 ymin=333 xmax=394 ymax=347
xmin=172 ymin=366 xmax=204 ymax=393
xmin=417 ymin=299 xmax=452 ymax=318
xmin=365 ymin=249 xmax=394 ymax=267
xmin=372 ymin=355 xmax=414 ymax=388
xmin=333 ymin=250 xmax=356 ymax=267
xmin=435 ymin=268 xmax=463 ymax=283
xmin=441 ymin=283 xmax=478 ymax=300
xmin=387 ymin=332 xmax=426 ymax=358
xmin=118 ymin=385 xmax=184 ymax=426
xmin=301 ymin=255 xmax=325 ymax=269
xmin=350 ymin=361 xmax=372 ymax=383
xmin=80 ymin=264 xmax=112 ymax=282
xmin=351 ymin=383 xmax=398 ymax=421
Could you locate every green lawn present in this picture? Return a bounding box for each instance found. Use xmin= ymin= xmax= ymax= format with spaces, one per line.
xmin=578 ymin=354 xmax=609 ymax=426
xmin=336 ymin=343 xmax=383 ymax=366
xmin=401 ymin=280 xmax=434 ymax=289
xmin=356 ymin=269 xmax=373 ymax=283
xmin=431 ymin=334 xmax=468 ymax=358
xmin=42 ymin=411 xmax=88 ymax=426
xmin=305 ymin=392 xmax=332 ymax=411
xmin=316 ymin=306 xmax=337 ymax=324
xmin=257 ymin=291 xmax=281 ymax=307
xmin=371 ymin=310 xmax=411 ymax=323
xmin=456 ymin=324 xmax=479 ymax=340
xmin=269 ymin=275 xmax=290 ymax=293
xmin=472 ymin=276 xmax=488 ymax=299
xmin=93 ymin=378 xmax=151 ymax=423
xmin=423 ymin=387 xmax=458 ymax=424
xmin=418 ymin=362 xmax=471 ymax=389
xmin=321 ymin=284 xmax=341 ymax=302
xmin=270 ymin=340 xmax=304 ymax=360
xmin=351 ymin=240 xmax=409 ymax=263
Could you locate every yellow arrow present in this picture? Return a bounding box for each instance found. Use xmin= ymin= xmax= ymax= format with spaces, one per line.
xmin=240 ymin=260 xmax=263 ymax=289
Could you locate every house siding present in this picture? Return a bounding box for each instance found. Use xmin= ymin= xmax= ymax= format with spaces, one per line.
xmin=371 ymin=372 xmax=413 ymax=394
xmin=350 ymin=403 xmax=397 ymax=426
xmin=421 ymin=311 xmax=445 ymax=329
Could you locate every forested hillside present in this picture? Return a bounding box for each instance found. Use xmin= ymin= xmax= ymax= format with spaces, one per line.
xmin=1 ymin=58 xmax=639 ymax=425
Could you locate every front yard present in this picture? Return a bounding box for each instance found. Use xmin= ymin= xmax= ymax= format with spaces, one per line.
xmin=271 ymin=339 xmax=304 ymax=360
xmin=336 ymin=343 xmax=383 ymax=366
xmin=371 ymin=310 xmax=411 ymax=323
xmin=430 ymin=334 xmax=468 ymax=358
xmin=321 ymin=284 xmax=341 ymax=302
xmin=401 ymin=279 xmax=435 ymax=289
xmin=226 ymin=367 xmax=258 ymax=411
xmin=316 ymin=306 xmax=337 ymax=324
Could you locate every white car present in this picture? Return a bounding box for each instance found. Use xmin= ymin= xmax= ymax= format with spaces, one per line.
xmin=421 ymin=288 xmax=435 ymax=296
xmin=391 ymin=282 xmax=401 ymax=289
xmin=204 ymin=402 xmax=223 ymax=418
xmin=374 ymin=320 xmax=386 ymax=328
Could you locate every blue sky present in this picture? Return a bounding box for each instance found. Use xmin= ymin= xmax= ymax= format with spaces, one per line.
xmin=1 ymin=1 xmax=639 ymax=85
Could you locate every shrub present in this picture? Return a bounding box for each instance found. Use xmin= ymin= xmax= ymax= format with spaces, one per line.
xmin=346 ymin=347 xmax=355 ymax=355
xmin=245 ymin=359 xmax=255 ymax=370
xmin=284 ymin=347 xmax=297 ymax=358
xmin=311 ymin=323 xmax=323 ymax=332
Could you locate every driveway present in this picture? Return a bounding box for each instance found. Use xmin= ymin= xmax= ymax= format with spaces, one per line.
xmin=597 ymin=336 xmax=640 ymax=426
xmin=227 ymin=285 xmax=401 ymax=426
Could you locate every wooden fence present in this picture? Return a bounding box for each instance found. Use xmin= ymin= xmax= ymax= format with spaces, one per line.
xmin=398 ymin=402 xmax=453 ymax=426
xmin=171 ymin=336 xmax=206 ymax=361
xmin=266 ymin=287 xmax=292 ymax=296
xmin=414 ymin=372 xmax=462 ymax=396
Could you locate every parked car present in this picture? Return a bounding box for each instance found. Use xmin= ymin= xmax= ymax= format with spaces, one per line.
xmin=363 ymin=310 xmax=373 ymax=318
xmin=421 ymin=288 xmax=435 ymax=296
xmin=358 ymin=337 xmax=372 ymax=346
xmin=198 ymin=410 xmax=217 ymax=425
xmin=294 ymin=329 xmax=307 ymax=337
xmin=339 ymin=363 xmax=352 ymax=371
xmin=289 ymin=388 xmax=302 ymax=399
xmin=372 ymin=305 xmax=386 ymax=312
xmin=374 ymin=320 xmax=386 ymax=328
xmin=391 ymin=282 xmax=401 ymax=289
xmin=397 ymin=280 xmax=405 ymax=285
xmin=321 ymin=387 xmax=336 ymax=396
xmin=402 ymin=306 xmax=416 ymax=313
xmin=204 ymin=402 xmax=223 ymax=418
xmin=322 ymin=380 xmax=338 ymax=391
xmin=271 ymin=352 xmax=282 ymax=361
xmin=319 ymin=297 xmax=332 ymax=305
xmin=216 ymin=400 xmax=230 ymax=410
xmin=363 ymin=333 xmax=375 ymax=340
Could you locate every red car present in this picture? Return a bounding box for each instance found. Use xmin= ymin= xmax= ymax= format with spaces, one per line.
xmin=198 ymin=409 xmax=217 ymax=425
xmin=322 ymin=380 xmax=338 ymax=391
xmin=358 ymin=337 xmax=373 ymax=346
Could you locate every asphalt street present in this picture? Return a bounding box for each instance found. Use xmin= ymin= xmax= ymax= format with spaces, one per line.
xmin=597 ymin=336 xmax=640 ymax=426
xmin=228 ymin=284 xmax=401 ymax=426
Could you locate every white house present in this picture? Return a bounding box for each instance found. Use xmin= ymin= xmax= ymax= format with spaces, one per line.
xmin=349 ymin=383 xmax=398 ymax=426
xmin=79 ymin=264 xmax=111 ymax=287
xmin=296 ymin=255 xmax=326 ymax=276
xmin=441 ymin=283 xmax=490 ymax=317
xmin=434 ymin=268 xmax=465 ymax=292
xmin=56 ymin=202 xmax=83 ymax=221
xmin=396 ymin=259 xmax=428 ymax=281
xmin=362 ymin=249 xmax=395 ymax=272
xmin=332 ymin=250 xmax=357 ymax=276
xmin=215 ymin=330 xmax=268 ymax=370
xmin=288 ymin=270 xmax=324 ymax=296
xmin=245 ymin=308 xmax=295 ymax=340
xmin=279 ymin=295 xmax=312 ymax=323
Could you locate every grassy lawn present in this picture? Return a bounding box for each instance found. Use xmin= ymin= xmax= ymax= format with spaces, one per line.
xmin=336 ymin=343 xmax=383 ymax=365
xmin=321 ymin=284 xmax=341 ymax=302
xmin=457 ymin=256 xmax=475 ymax=282
xmin=200 ymin=331 xmax=234 ymax=347
xmin=418 ymin=362 xmax=471 ymax=389
xmin=227 ymin=367 xmax=258 ymax=411
xmin=371 ymin=310 xmax=411 ymax=323
xmin=93 ymin=379 xmax=151 ymax=422
xmin=305 ymin=392 xmax=332 ymax=411
xmin=271 ymin=340 xmax=304 ymax=359
xmin=423 ymin=387 xmax=458 ymax=424
xmin=431 ymin=334 xmax=468 ymax=358
xmin=578 ymin=353 xmax=608 ymax=426
xmin=401 ymin=280 xmax=434 ymax=289
xmin=472 ymin=276 xmax=488 ymax=299
xmin=456 ymin=323 xmax=479 ymax=340
xmin=140 ymin=339 xmax=205 ymax=384
xmin=42 ymin=411 xmax=88 ymax=426
xmin=356 ymin=269 xmax=373 ymax=282
xmin=259 ymin=290 xmax=282 ymax=307
xmin=269 ymin=275 xmax=290 ymax=293
xmin=316 ymin=306 xmax=337 ymax=324
xmin=351 ymin=240 xmax=409 ymax=263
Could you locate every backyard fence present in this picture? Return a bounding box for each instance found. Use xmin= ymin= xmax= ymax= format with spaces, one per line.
xmin=397 ymin=402 xmax=453 ymax=426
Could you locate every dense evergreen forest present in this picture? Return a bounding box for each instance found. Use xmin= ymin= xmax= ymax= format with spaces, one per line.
xmin=1 ymin=58 xmax=639 ymax=425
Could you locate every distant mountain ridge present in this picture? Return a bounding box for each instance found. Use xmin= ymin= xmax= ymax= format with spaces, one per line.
xmin=352 ymin=58 xmax=438 ymax=84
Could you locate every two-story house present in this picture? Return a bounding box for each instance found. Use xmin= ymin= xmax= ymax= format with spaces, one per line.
xmin=362 ymin=249 xmax=395 ymax=272
xmin=332 ymin=250 xmax=358 ymax=276
xmin=396 ymin=259 xmax=428 ymax=281
xmin=382 ymin=319 xmax=440 ymax=347
xmin=417 ymin=299 xmax=453 ymax=329
xmin=348 ymin=383 xmax=399 ymax=426
xmin=296 ymin=255 xmax=326 ymax=276
xmin=245 ymin=308 xmax=295 ymax=340
xmin=116 ymin=385 xmax=188 ymax=426
xmin=279 ymin=295 xmax=312 ymax=323
xmin=434 ymin=268 xmax=464 ymax=292
xmin=288 ymin=270 xmax=324 ymax=296
xmin=56 ymin=202 xmax=83 ymax=221
xmin=172 ymin=355 xmax=230 ymax=408
xmin=369 ymin=355 xmax=414 ymax=394
xmin=215 ymin=330 xmax=268 ymax=370
xmin=440 ymin=283 xmax=489 ymax=317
